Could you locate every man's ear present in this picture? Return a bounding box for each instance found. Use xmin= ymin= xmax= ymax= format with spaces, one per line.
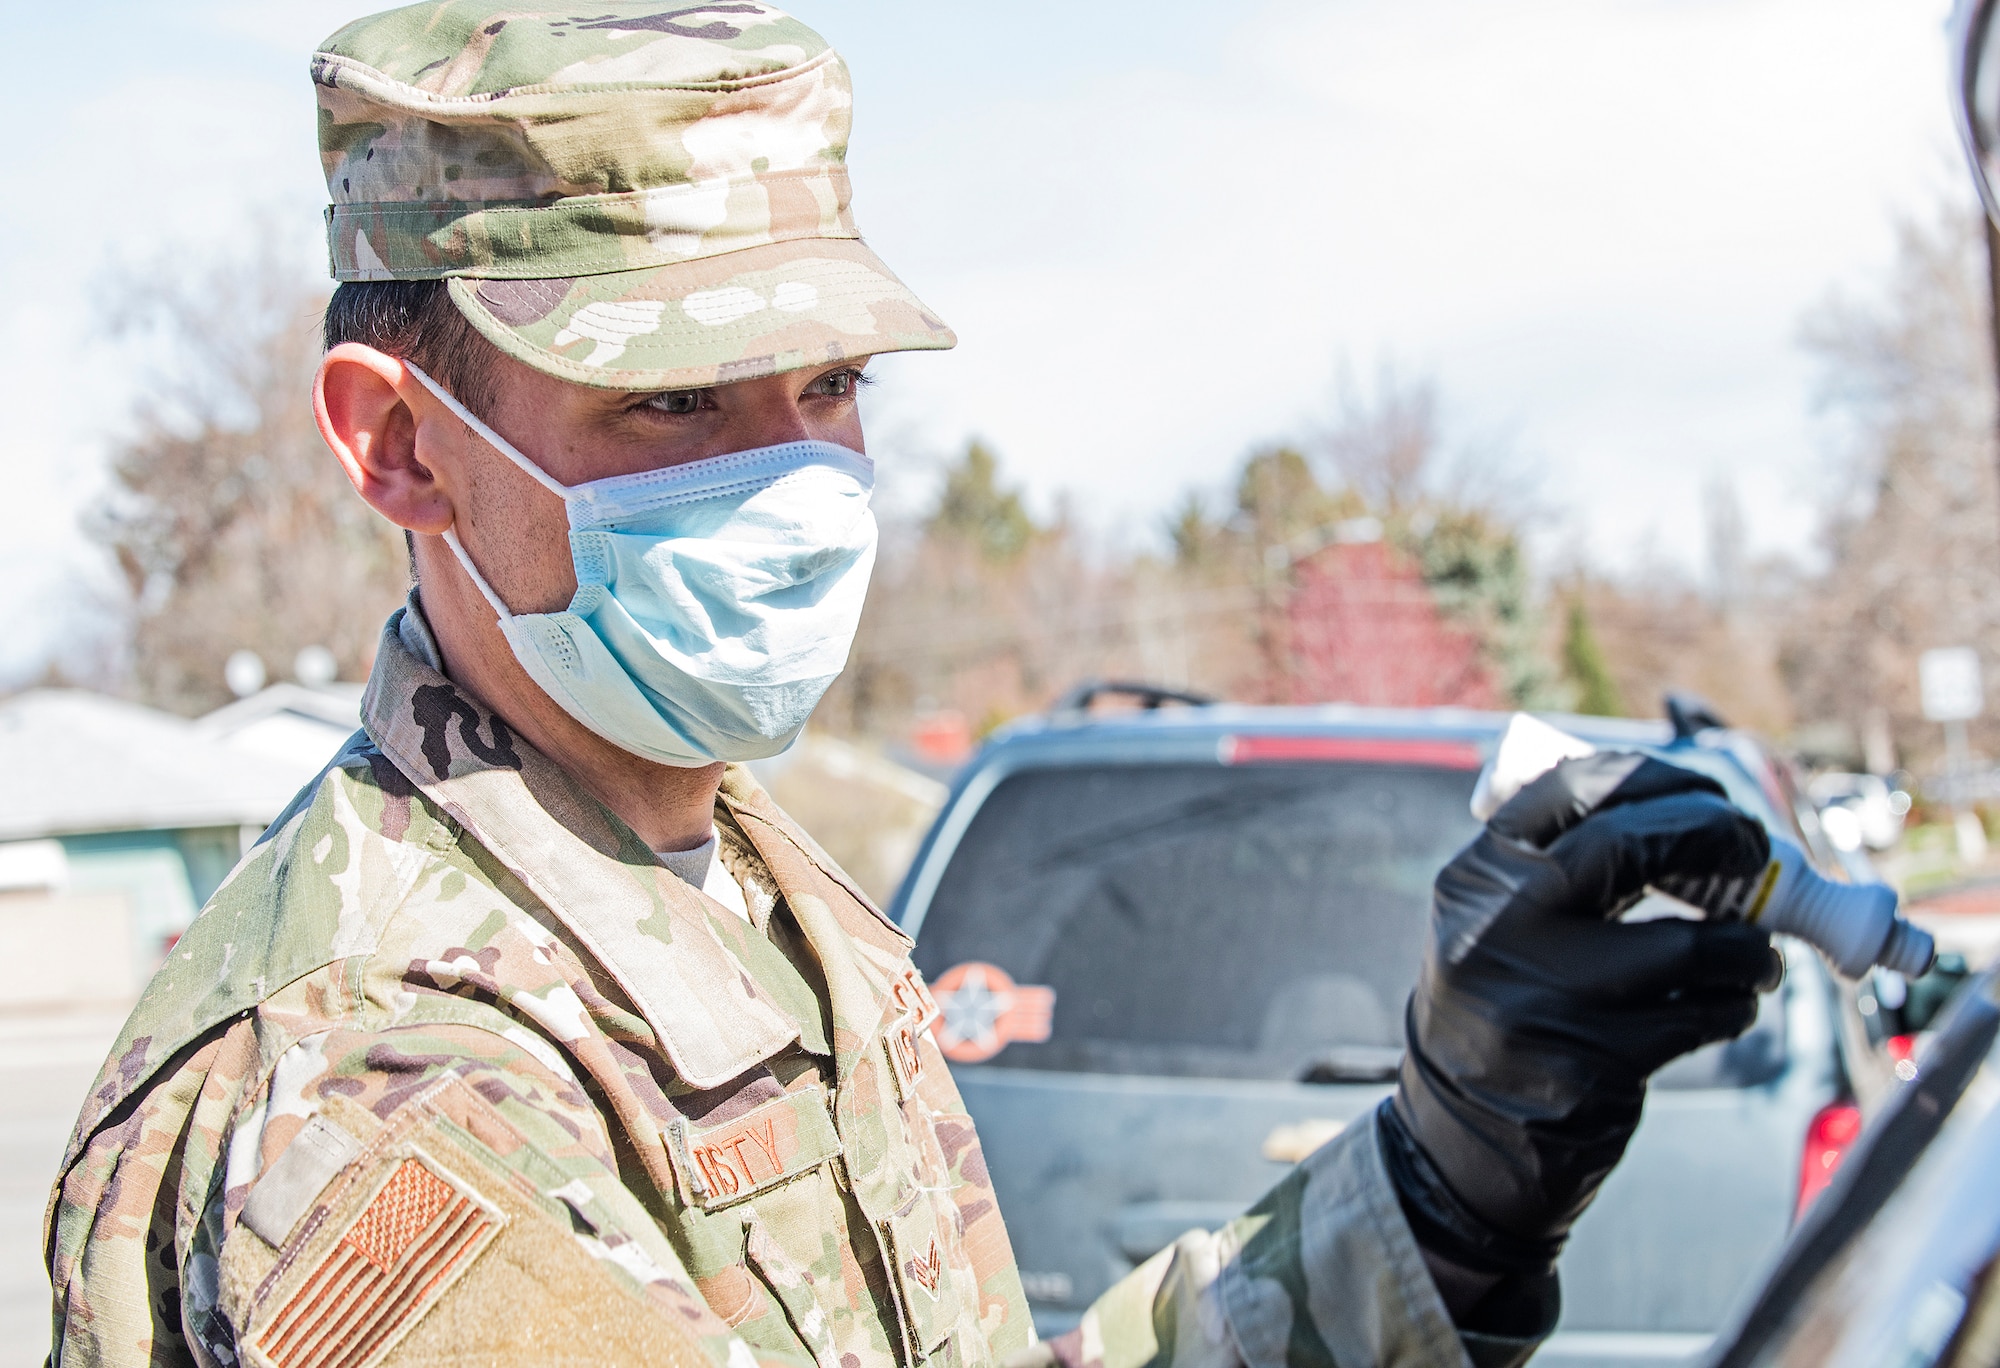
xmin=315 ymin=343 xmax=455 ymax=535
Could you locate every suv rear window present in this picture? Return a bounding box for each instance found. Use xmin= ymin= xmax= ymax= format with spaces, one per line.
xmin=911 ymin=755 xmax=1787 ymax=1087
xmin=910 ymin=758 xmax=1480 ymax=1082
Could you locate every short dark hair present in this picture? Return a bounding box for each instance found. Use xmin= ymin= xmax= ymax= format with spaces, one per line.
xmin=322 ymin=280 xmax=499 ymax=419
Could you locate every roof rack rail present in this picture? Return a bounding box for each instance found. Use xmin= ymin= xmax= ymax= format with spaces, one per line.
xmin=1051 ymin=680 xmax=1217 ymax=714
xmin=1665 ymin=691 xmax=1729 ymax=742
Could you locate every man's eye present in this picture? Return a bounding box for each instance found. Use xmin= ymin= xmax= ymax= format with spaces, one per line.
xmin=646 ymin=390 xmax=704 ymax=415
xmin=816 ymin=369 xmax=867 ymax=397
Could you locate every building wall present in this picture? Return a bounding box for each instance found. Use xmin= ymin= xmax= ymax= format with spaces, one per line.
xmin=0 ymin=826 xmax=250 ymax=1006
xmin=0 ymin=892 xmax=137 ymax=1009
xmin=60 ymin=827 xmax=243 ymax=963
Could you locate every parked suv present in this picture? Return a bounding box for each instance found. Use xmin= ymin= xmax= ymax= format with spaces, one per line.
xmin=889 ymin=688 xmax=1862 ymax=1368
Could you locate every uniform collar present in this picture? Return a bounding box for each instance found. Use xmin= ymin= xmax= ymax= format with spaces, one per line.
xmin=364 ymin=599 xmax=801 ymax=1089
xmin=717 ymin=767 xmax=914 ymax=1079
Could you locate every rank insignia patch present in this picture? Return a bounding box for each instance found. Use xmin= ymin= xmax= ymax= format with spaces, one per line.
xmin=906 ymin=1236 xmax=942 ymax=1296
xmin=250 ymin=1156 xmax=501 ymax=1368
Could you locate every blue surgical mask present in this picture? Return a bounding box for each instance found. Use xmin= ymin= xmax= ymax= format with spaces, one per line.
xmin=405 ymin=364 xmax=877 ymax=767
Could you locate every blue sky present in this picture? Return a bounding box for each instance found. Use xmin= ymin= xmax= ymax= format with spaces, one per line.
xmin=0 ymin=0 xmax=1968 ymax=681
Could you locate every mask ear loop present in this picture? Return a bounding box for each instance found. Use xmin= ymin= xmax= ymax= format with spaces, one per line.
xmin=402 ymin=361 xmax=571 ymax=498
xmin=402 ymin=361 xmax=573 ymax=622
xmin=440 ymin=527 xmax=518 ymax=621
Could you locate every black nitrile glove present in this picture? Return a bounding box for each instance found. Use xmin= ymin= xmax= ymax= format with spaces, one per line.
xmin=1380 ymin=752 xmax=1783 ymax=1289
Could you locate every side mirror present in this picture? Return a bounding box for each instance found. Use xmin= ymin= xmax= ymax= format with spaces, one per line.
xmin=1875 ymin=953 xmax=1972 ymax=1037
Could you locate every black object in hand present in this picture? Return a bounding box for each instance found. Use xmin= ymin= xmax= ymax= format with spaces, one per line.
xmin=1381 ymin=752 xmax=1783 ymax=1277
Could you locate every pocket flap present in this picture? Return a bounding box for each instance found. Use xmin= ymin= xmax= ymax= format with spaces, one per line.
xmin=671 ymin=1085 xmax=843 ymax=1210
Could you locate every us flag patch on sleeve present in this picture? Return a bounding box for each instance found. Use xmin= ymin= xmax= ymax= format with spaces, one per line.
xmin=248 ymin=1154 xmax=502 ymax=1368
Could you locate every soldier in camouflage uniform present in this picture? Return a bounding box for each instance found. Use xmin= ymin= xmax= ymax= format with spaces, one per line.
xmin=47 ymin=6 xmax=1782 ymax=1368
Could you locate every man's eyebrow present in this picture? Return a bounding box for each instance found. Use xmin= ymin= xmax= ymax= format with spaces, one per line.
xmin=617 ymin=358 xmax=874 ymax=405
xmin=619 ymin=384 xmax=709 ymax=405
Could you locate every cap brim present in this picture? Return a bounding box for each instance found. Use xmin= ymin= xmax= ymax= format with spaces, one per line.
xmin=447 ymin=236 xmax=953 ymax=391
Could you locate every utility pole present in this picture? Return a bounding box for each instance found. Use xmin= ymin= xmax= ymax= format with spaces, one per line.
xmin=1986 ymin=214 xmax=2000 ymax=534
xmin=1922 ymin=646 xmax=1988 ymax=864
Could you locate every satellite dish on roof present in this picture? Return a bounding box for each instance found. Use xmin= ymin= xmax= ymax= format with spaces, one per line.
xmin=224 ymin=650 xmax=267 ymax=699
xmin=293 ymin=645 xmax=338 ymax=689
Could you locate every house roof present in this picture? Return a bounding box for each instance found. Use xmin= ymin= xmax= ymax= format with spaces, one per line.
xmin=196 ymin=682 xmax=364 ymax=734
xmin=194 ymin=682 xmax=364 ymax=773
xmin=0 ymin=690 xmax=313 ymax=841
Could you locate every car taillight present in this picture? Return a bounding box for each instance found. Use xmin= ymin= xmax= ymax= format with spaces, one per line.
xmin=1796 ymin=1101 xmax=1862 ymax=1219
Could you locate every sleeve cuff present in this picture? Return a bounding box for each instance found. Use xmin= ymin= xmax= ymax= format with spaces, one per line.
xmin=1216 ymin=1111 xmax=1552 ymax=1368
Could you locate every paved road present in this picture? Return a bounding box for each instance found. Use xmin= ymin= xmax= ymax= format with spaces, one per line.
xmin=0 ymin=1009 xmax=128 ymax=1364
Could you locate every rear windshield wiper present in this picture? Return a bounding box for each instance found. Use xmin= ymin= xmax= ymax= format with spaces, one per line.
xmin=1298 ymin=1046 xmax=1403 ymax=1084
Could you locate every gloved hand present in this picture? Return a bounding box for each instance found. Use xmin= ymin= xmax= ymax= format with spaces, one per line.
xmin=1379 ymin=752 xmax=1783 ymax=1297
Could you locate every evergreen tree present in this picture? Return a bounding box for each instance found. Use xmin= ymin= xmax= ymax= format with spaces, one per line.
xmin=1234 ymin=447 xmax=1346 ymax=548
xmin=928 ymin=441 xmax=1036 ymax=562
xmin=1408 ymin=509 xmax=1557 ymax=709
xmin=1166 ymin=491 xmax=1221 ymax=569
xmin=1561 ymin=599 xmax=1625 ymax=716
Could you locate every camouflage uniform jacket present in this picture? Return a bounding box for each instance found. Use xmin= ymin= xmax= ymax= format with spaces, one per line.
xmin=47 ymin=603 xmax=1513 ymax=1368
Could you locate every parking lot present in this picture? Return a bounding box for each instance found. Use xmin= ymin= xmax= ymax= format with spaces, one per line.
xmin=0 ymin=1011 xmax=125 ymax=1364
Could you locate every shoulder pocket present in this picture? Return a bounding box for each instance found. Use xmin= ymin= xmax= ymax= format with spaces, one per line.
xmin=225 ymin=1110 xmax=505 ymax=1368
xmin=220 ymin=1077 xmax=721 ymax=1368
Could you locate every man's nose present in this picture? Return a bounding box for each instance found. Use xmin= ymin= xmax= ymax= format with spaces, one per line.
xmin=747 ymin=411 xmax=816 ymax=446
xmin=727 ymin=375 xmax=825 ymax=448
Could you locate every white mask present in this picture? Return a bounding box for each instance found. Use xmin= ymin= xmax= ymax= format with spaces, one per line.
xmin=406 ymin=364 xmax=877 ymax=767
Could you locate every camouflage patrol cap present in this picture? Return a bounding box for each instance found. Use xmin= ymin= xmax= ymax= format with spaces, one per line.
xmin=314 ymin=1 xmax=953 ymax=390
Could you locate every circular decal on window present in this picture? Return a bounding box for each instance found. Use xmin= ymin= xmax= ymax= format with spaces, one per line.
xmin=928 ymin=962 xmax=1056 ymax=1063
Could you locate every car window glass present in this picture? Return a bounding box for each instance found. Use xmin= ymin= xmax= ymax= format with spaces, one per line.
xmin=914 ymin=758 xmax=1786 ymax=1086
xmin=1706 ymin=974 xmax=2000 ymax=1367
xmin=913 ymin=760 xmax=1471 ymax=1081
